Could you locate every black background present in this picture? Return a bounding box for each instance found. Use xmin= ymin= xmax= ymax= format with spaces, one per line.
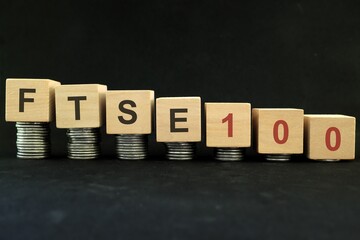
xmin=1 ymin=0 xmax=360 ymax=157
xmin=1 ymin=1 xmax=360 ymax=239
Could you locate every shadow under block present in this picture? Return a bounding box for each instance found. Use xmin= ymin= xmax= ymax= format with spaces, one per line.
xmin=156 ymin=97 xmax=201 ymax=142
xmin=304 ymin=114 xmax=356 ymax=160
xmin=205 ymin=102 xmax=251 ymax=147
xmin=5 ymin=78 xmax=61 ymax=122
xmin=106 ymin=90 xmax=154 ymax=134
xmin=55 ymin=84 xmax=107 ymax=128
xmin=252 ymin=108 xmax=304 ymax=154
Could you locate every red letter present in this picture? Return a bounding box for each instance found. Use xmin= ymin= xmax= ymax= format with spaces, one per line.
xmin=273 ymin=120 xmax=289 ymax=144
xmin=325 ymin=127 xmax=341 ymax=151
xmin=222 ymin=113 xmax=233 ymax=137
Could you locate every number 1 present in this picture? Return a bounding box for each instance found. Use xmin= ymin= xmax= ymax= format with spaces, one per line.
xmin=222 ymin=113 xmax=233 ymax=137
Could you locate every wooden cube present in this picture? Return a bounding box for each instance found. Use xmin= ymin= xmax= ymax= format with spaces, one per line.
xmin=106 ymin=90 xmax=154 ymax=134
xmin=205 ymin=102 xmax=251 ymax=147
xmin=252 ymin=108 xmax=304 ymax=154
xmin=156 ymin=97 xmax=201 ymax=142
xmin=5 ymin=78 xmax=61 ymax=122
xmin=304 ymin=114 xmax=356 ymax=160
xmin=55 ymin=84 xmax=107 ymax=128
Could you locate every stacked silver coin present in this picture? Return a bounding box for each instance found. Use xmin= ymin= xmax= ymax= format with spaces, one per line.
xmin=16 ymin=122 xmax=50 ymax=159
xmin=321 ymin=159 xmax=341 ymax=162
xmin=215 ymin=148 xmax=245 ymax=161
xmin=265 ymin=154 xmax=291 ymax=161
xmin=165 ymin=142 xmax=196 ymax=160
xmin=67 ymin=128 xmax=100 ymax=159
xmin=115 ymin=134 xmax=148 ymax=160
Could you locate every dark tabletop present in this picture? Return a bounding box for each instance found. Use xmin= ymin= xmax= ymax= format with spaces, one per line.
xmin=0 ymin=156 xmax=359 ymax=240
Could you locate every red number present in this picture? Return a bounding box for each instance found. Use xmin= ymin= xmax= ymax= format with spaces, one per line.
xmin=222 ymin=113 xmax=233 ymax=137
xmin=273 ymin=120 xmax=289 ymax=144
xmin=325 ymin=127 xmax=341 ymax=151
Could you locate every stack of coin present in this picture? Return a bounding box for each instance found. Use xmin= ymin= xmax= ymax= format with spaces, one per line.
xmin=215 ymin=148 xmax=245 ymax=161
xmin=115 ymin=134 xmax=148 ymax=160
xmin=16 ymin=122 xmax=50 ymax=159
xmin=265 ymin=154 xmax=291 ymax=161
xmin=67 ymin=128 xmax=100 ymax=159
xmin=165 ymin=142 xmax=196 ymax=160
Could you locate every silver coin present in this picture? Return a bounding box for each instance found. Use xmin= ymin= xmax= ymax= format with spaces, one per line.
xmin=68 ymin=136 xmax=99 ymax=139
xmin=17 ymin=132 xmax=48 ymax=135
xmin=68 ymin=143 xmax=99 ymax=147
xmin=67 ymin=128 xmax=101 ymax=159
xmin=116 ymin=145 xmax=147 ymax=149
xmin=115 ymin=134 xmax=148 ymax=160
xmin=68 ymin=152 xmax=98 ymax=156
xmin=16 ymin=140 xmax=49 ymax=144
xmin=16 ymin=133 xmax=48 ymax=137
xmin=16 ymin=122 xmax=51 ymax=159
xmin=16 ymin=124 xmax=48 ymax=128
xmin=17 ymin=145 xmax=50 ymax=149
xmin=67 ymin=134 xmax=100 ymax=138
xmin=321 ymin=159 xmax=341 ymax=162
xmin=68 ymin=149 xmax=99 ymax=153
xmin=18 ymin=149 xmax=50 ymax=152
xmin=68 ymin=155 xmax=98 ymax=160
xmin=66 ymin=130 xmax=99 ymax=133
xmin=17 ymin=130 xmax=48 ymax=133
xmin=116 ymin=144 xmax=146 ymax=147
xmin=166 ymin=155 xmax=193 ymax=160
xmin=16 ymin=126 xmax=48 ymax=129
xmin=16 ymin=142 xmax=49 ymax=145
xmin=215 ymin=148 xmax=245 ymax=161
xmin=17 ymin=152 xmax=50 ymax=156
xmin=17 ymin=153 xmax=47 ymax=157
xmin=17 ymin=152 xmax=49 ymax=156
xmin=118 ymin=152 xmax=147 ymax=156
xmin=165 ymin=142 xmax=196 ymax=160
xmin=68 ymin=151 xmax=99 ymax=155
xmin=16 ymin=131 xmax=48 ymax=134
xmin=68 ymin=148 xmax=99 ymax=151
xmin=265 ymin=154 xmax=291 ymax=161
xmin=115 ymin=147 xmax=147 ymax=150
xmin=16 ymin=141 xmax=49 ymax=145
xmin=118 ymin=156 xmax=147 ymax=160
xmin=17 ymin=155 xmax=48 ymax=159
xmin=68 ymin=153 xmax=96 ymax=157
xmin=167 ymin=152 xmax=194 ymax=155
xmin=16 ymin=136 xmax=49 ymax=140
xmin=115 ymin=140 xmax=146 ymax=144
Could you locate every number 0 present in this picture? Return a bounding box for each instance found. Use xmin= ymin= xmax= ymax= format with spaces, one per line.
xmin=222 ymin=113 xmax=233 ymax=137
xmin=325 ymin=127 xmax=341 ymax=151
xmin=273 ymin=120 xmax=289 ymax=144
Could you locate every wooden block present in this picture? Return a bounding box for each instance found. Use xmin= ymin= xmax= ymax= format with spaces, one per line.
xmin=106 ymin=90 xmax=155 ymax=134
xmin=205 ymin=102 xmax=251 ymax=147
xmin=252 ymin=108 xmax=304 ymax=154
xmin=304 ymin=114 xmax=356 ymax=160
xmin=5 ymin=78 xmax=61 ymax=122
xmin=55 ymin=84 xmax=107 ymax=128
xmin=156 ymin=97 xmax=201 ymax=142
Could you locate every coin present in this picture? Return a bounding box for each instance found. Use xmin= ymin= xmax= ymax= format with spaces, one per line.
xmin=165 ymin=142 xmax=196 ymax=160
xmin=16 ymin=122 xmax=50 ymax=159
xmin=115 ymin=134 xmax=148 ymax=160
xmin=67 ymin=128 xmax=101 ymax=159
xmin=215 ymin=148 xmax=245 ymax=161
xmin=265 ymin=154 xmax=291 ymax=161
